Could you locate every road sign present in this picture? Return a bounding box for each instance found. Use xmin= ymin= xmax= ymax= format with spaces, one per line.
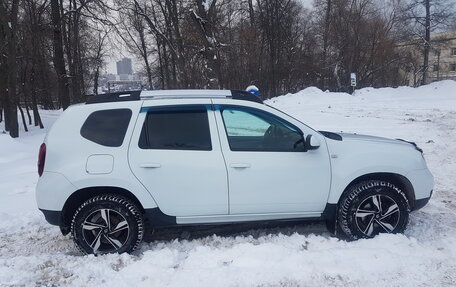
xmin=350 ymin=73 xmax=357 ymax=87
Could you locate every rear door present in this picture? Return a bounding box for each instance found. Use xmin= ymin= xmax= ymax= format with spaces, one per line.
xmin=128 ymin=100 xmax=228 ymax=217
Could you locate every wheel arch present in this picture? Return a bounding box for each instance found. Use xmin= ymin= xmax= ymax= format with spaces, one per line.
xmin=340 ymin=172 xmax=415 ymax=208
xmin=60 ymin=186 xmax=144 ymax=235
xmin=324 ymin=172 xmax=414 ymax=236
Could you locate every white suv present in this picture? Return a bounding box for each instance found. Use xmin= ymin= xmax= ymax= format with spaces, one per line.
xmin=36 ymin=90 xmax=434 ymax=254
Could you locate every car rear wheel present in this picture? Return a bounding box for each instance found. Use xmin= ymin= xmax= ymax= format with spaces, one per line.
xmin=337 ymin=180 xmax=410 ymax=240
xmin=71 ymin=194 xmax=144 ymax=254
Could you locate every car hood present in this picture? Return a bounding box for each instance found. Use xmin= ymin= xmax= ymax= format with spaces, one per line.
xmin=319 ymin=131 xmax=411 ymax=146
xmin=340 ymin=133 xmax=407 ymax=144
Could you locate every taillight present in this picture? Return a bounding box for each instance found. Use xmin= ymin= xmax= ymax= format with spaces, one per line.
xmin=38 ymin=143 xmax=46 ymax=177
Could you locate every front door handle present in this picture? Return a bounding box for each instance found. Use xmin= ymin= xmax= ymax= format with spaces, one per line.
xmin=140 ymin=163 xmax=162 ymax=168
xmin=230 ymin=163 xmax=251 ymax=168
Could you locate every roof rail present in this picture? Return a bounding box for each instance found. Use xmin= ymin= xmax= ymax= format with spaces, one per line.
xmin=86 ymin=91 xmax=141 ymax=104
xmin=140 ymin=89 xmax=231 ymax=99
xmin=86 ymin=89 xmax=263 ymax=104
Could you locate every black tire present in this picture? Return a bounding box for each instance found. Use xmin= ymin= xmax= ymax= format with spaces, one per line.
xmin=337 ymin=180 xmax=410 ymax=240
xmin=71 ymin=194 xmax=144 ymax=255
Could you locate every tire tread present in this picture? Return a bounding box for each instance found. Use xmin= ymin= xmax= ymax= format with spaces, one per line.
xmin=70 ymin=194 xmax=144 ymax=254
xmin=337 ymin=180 xmax=410 ymax=240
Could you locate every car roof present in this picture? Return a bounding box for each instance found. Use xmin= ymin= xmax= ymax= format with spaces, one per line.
xmin=85 ymin=90 xmax=263 ymax=105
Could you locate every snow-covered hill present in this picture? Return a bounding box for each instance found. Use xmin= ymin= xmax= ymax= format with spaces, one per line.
xmin=1 ymin=81 xmax=456 ymax=286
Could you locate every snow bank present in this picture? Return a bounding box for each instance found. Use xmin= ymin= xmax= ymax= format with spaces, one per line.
xmin=1 ymin=82 xmax=456 ymax=286
xmin=268 ymin=80 xmax=456 ymax=107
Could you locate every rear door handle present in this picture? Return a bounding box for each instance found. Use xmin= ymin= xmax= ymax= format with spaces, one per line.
xmin=139 ymin=163 xmax=162 ymax=168
xmin=230 ymin=163 xmax=251 ymax=168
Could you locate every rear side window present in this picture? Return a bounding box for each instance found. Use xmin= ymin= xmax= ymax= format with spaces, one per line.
xmin=139 ymin=105 xmax=212 ymax=150
xmin=80 ymin=109 xmax=132 ymax=147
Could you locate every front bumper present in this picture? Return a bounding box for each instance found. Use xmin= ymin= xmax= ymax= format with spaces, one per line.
xmin=413 ymin=190 xmax=432 ymax=211
xmin=406 ymin=168 xmax=434 ymax=201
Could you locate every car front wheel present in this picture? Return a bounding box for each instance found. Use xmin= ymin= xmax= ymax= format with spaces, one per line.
xmin=337 ymin=180 xmax=410 ymax=240
xmin=71 ymin=194 xmax=144 ymax=254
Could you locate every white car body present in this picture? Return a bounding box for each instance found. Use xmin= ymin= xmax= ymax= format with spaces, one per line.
xmin=36 ymin=90 xmax=433 ymax=235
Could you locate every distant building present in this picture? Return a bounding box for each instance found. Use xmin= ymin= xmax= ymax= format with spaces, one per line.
xmin=427 ymin=32 xmax=456 ymax=83
xmin=398 ymin=32 xmax=456 ymax=86
xmin=119 ymin=74 xmax=130 ymax=81
xmin=104 ymin=73 xmax=117 ymax=81
xmin=116 ymin=58 xmax=133 ymax=75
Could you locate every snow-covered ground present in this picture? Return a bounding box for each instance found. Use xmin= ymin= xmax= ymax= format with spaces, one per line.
xmin=1 ymin=81 xmax=456 ymax=287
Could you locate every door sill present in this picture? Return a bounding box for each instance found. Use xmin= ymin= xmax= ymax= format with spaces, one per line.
xmin=176 ymin=212 xmax=321 ymax=225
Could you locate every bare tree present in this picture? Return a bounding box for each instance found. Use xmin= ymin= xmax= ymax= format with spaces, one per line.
xmin=404 ymin=0 xmax=455 ymax=85
xmin=130 ymin=0 xmax=190 ymax=88
xmin=51 ymin=0 xmax=71 ymax=109
xmin=191 ymin=0 xmax=223 ymax=88
xmin=0 ymin=0 xmax=20 ymax=137
xmin=116 ymin=3 xmax=154 ymax=89
xmin=91 ymin=27 xmax=110 ymax=95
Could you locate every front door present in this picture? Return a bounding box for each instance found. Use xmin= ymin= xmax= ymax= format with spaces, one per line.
xmin=129 ymin=103 xmax=228 ymax=217
xmin=214 ymin=103 xmax=331 ymax=215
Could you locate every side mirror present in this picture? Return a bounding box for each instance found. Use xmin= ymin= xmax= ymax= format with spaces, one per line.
xmin=305 ymin=134 xmax=320 ymax=150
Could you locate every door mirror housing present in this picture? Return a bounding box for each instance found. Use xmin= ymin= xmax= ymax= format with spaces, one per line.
xmin=305 ymin=134 xmax=320 ymax=150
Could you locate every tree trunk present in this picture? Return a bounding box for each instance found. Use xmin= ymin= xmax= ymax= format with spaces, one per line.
xmin=248 ymin=0 xmax=255 ymax=28
xmin=421 ymin=0 xmax=430 ymax=85
xmin=51 ymin=0 xmax=71 ymax=109
xmin=322 ymin=0 xmax=331 ymax=89
xmin=18 ymin=104 xmax=28 ymax=132
xmin=30 ymin=60 xmax=39 ymax=126
xmin=25 ymin=101 xmax=32 ymax=125
xmin=0 ymin=1 xmax=8 ymax=130
xmin=191 ymin=0 xmax=222 ymax=89
xmin=93 ymin=67 xmax=99 ymax=96
xmin=6 ymin=0 xmax=20 ymax=138
xmin=36 ymin=109 xmax=44 ymax=129
xmin=139 ymin=28 xmax=153 ymax=90
xmin=168 ymin=0 xmax=189 ymax=88
xmin=30 ymin=64 xmax=43 ymax=128
xmin=0 ymin=58 xmax=7 ymax=130
xmin=31 ymin=86 xmax=44 ymax=129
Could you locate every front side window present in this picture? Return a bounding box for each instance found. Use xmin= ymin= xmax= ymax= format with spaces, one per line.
xmin=221 ymin=106 xmax=304 ymax=152
xmin=80 ymin=109 xmax=132 ymax=147
xmin=139 ymin=105 xmax=212 ymax=150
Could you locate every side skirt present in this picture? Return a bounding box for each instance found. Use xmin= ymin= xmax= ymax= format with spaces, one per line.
xmin=143 ymin=207 xmax=339 ymax=228
xmin=176 ymin=212 xmax=322 ymax=225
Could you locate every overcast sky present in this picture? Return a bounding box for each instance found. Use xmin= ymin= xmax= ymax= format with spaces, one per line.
xmin=300 ymin=0 xmax=313 ymax=9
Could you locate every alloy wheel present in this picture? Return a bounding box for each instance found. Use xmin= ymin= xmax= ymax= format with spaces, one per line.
xmin=355 ymin=194 xmax=401 ymax=237
xmin=81 ymin=208 xmax=130 ymax=253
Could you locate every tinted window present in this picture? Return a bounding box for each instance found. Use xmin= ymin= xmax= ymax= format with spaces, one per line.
xmin=221 ymin=106 xmax=304 ymax=152
xmin=80 ymin=109 xmax=132 ymax=147
xmin=139 ymin=106 xmax=212 ymax=150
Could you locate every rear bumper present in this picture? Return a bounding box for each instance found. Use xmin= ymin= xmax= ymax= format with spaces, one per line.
xmin=36 ymin=171 xmax=76 ymax=211
xmin=40 ymin=209 xmax=70 ymax=235
xmin=39 ymin=209 xmax=61 ymax=226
